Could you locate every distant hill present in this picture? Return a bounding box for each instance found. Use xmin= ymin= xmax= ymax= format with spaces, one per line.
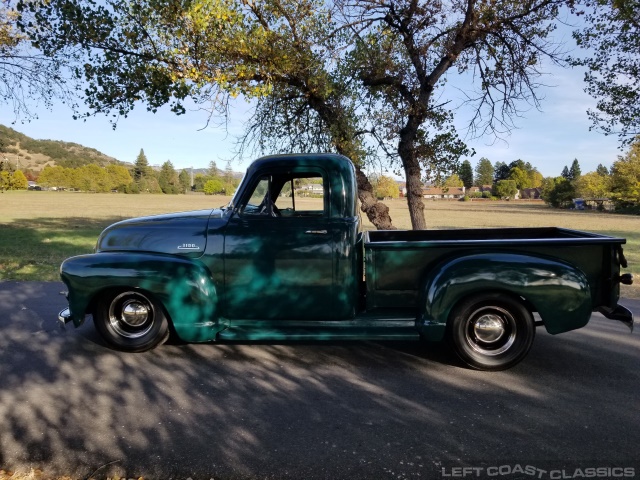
xmin=0 ymin=124 xmax=247 ymax=178
xmin=0 ymin=124 xmax=124 ymax=172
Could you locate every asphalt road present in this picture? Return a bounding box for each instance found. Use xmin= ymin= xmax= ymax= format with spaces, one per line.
xmin=0 ymin=281 xmax=639 ymax=480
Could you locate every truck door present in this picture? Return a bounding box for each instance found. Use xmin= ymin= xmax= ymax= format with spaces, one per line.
xmin=223 ymin=169 xmax=337 ymax=320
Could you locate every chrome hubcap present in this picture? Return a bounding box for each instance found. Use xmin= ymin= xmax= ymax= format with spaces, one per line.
xmin=473 ymin=314 xmax=506 ymax=343
xmin=108 ymin=292 xmax=154 ymax=339
xmin=466 ymin=306 xmax=516 ymax=356
xmin=121 ymin=301 xmax=150 ymax=327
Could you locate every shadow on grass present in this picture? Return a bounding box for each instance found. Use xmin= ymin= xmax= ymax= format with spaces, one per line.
xmin=0 ymin=217 xmax=125 ymax=281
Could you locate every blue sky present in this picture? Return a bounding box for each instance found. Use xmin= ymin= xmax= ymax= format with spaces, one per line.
xmin=0 ymin=62 xmax=624 ymax=179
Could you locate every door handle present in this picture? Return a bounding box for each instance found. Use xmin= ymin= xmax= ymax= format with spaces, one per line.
xmin=305 ymin=230 xmax=328 ymax=235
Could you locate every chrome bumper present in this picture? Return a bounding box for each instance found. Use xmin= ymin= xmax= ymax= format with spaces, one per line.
xmin=58 ymin=308 xmax=72 ymax=329
xmin=597 ymin=305 xmax=634 ymax=332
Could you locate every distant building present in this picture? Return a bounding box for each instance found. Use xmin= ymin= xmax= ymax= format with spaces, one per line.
xmin=422 ymin=186 xmax=466 ymax=199
xmin=299 ymin=184 xmax=324 ymax=194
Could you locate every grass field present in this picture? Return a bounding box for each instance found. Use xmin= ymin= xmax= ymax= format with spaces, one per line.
xmin=1 ymin=191 xmax=638 ymax=298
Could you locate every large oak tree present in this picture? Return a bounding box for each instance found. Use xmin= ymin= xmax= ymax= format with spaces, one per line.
xmin=22 ymin=0 xmax=574 ymax=229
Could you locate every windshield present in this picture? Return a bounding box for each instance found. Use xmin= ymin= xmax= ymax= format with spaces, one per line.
xmin=225 ymin=172 xmax=247 ymax=210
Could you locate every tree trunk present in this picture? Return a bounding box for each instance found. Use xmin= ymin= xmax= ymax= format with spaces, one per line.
xmin=354 ymin=165 xmax=396 ymax=230
xmin=398 ymin=126 xmax=427 ymax=230
xmin=403 ymin=160 xmax=426 ymax=230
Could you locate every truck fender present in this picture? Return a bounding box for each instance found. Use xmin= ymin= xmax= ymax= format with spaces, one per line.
xmin=417 ymin=252 xmax=592 ymax=341
xmin=60 ymin=252 xmax=221 ymax=343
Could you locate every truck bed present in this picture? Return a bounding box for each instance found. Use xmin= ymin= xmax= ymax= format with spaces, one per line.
xmin=363 ymin=227 xmax=626 ymax=311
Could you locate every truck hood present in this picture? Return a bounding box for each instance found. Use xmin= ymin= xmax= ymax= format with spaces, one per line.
xmin=96 ymin=208 xmax=227 ymax=257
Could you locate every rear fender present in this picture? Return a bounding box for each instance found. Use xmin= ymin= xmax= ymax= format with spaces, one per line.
xmin=60 ymin=252 xmax=221 ymax=342
xmin=418 ymin=253 xmax=592 ymax=341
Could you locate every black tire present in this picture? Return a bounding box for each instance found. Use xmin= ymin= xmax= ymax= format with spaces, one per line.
xmin=94 ymin=289 xmax=169 ymax=352
xmin=447 ymin=293 xmax=535 ymax=371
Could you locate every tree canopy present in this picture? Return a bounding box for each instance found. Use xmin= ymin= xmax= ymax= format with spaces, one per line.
xmin=474 ymin=158 xmax=494 ymax=186
xmin=458 ymin=160 xmax=474 ymax=189
xmin=19 ymin=0 xmax=579 ymax=229
xmin=571 ymin=0 xmax=640 ymax=146
xmin=1 ymin=3 xmax=75 ymax=120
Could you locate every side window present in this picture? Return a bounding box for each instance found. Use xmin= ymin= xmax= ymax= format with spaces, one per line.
xmin=275 ymin=175 xmax=325 ymax=217
xmin=240 ymin=172 xmax=326 ymax=217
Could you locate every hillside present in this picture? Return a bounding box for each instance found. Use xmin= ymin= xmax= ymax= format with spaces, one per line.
xmin=0 ymin=124 xmax=123 ymax=172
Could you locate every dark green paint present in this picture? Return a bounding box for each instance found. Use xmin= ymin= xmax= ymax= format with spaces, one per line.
xmin=420 ymin=253 xmax=592 ymax=340
xmin=59 ymin=154 xmax=632 ymax=346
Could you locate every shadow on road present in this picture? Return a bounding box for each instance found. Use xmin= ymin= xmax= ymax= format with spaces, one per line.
xmin=0 ymin=282 xmax=638 ymax=479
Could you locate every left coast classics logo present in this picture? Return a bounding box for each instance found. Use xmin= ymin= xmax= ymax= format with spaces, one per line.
xmin=177 ymin=243 xmax=200 ymax=250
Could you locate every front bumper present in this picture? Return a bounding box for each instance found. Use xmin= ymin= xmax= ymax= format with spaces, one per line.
xmin=58 ymin=308 xmax=71 ymax=329
xmin=597 ymin=304 xmax=634 ymax=332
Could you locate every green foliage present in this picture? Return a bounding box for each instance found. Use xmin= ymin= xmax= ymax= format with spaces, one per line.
xmin=203 ymin=178 xmax=225 ymax=195
xmin=494 ymin=162 xmax=510 ymax=182
xmin=541 ymin=177 xmax=575 ymax=208
xmin=178 ymin=169 xmax=191 ymax=193
xmin=138 ymin=176 xmax=163 ymax=194
xmin=12 ymin=170 xmax=29 ymax=190
xmin=19 ymin=0 xmax=570 ymax=231
xmin=474 ymin=158 xmax=494 ymax=186
xmin=193 ymin=165 xmax=239 ymax=195
xmin=1 ymin=5 xmax=75 ymax=120
xmin=610 ymin=138 xmax=640 ymax=210
xmin=494 ymin=180 xmax=518 ymax=200
xmin=596 ymin=164 xmax=610 ymax=176
xmin=372 ymin=175 xmax=399 ymax=199
xmin=574 ymin=171 xmax=611 ymax=199
xmin=569 ymin=159 xmax=582 ymax=181
xmin=0 ymin=170 xmax=11 ymax=191
xmin=134 ymin=149 xmax=151 ymax=181
xmin=37 ymin=163 xmax=133 ymax=192
xmin=570 ymin=0 xmax=640 ymax=146
xmin=458 ymin=160 xmax=474 ymax=188
xmin=443 ymin=174 xmax=464 ymax=188
xmin=158 ymin=160 xmax=180 ymax=194
xmin=508 ymin=167 xmax=530 ymax=190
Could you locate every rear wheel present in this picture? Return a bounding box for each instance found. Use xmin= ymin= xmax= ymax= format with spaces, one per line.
xmin=447 ymin=293 xmax=535 ymax=371
xmin=94 ymin=290 xmax=169 ymax=352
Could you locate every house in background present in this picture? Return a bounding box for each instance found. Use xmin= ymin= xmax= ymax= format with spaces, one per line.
xmin=422 ymin=186 xmax=466 ymax=199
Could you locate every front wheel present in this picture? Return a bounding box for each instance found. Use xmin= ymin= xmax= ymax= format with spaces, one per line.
xmin=94 ymin=289 xmax=169 ymax=352
xmin=447 ymin=293 xmax=535 ymax=371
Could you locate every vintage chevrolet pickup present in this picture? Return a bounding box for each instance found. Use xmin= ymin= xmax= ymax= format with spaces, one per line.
xmin=58 ymin=153 xmax=634 ymax=370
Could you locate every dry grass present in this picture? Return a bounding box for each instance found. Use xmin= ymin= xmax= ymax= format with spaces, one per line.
xmin=1 ymin=191 xmax=638 ymax=297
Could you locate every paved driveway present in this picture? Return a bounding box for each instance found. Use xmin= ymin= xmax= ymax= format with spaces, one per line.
xmin=0 ymin=281 xmax=638 ymax=479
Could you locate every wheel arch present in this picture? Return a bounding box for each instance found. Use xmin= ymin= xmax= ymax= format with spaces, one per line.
xmin=60 ymin=252 xmax=223 ymax=343
xmin=417 ymin=252 xmax=592 ymax=341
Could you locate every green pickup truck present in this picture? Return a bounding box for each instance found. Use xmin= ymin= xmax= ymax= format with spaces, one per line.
xmin=58 ymin=154 xmax=634 ymax=370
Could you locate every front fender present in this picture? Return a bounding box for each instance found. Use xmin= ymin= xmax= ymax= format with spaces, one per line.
xmin=418 ymin=253 xmax=592 ymax=341
xmin=60 ymin=252 xmax=221 ymax=342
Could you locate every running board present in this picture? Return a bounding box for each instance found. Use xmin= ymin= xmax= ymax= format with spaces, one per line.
xmin=217 ymin=324 xmax=420 ymax=342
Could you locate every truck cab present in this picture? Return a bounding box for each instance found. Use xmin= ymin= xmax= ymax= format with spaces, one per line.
xmin=219 ymin=154 xmax=361 ymax=321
